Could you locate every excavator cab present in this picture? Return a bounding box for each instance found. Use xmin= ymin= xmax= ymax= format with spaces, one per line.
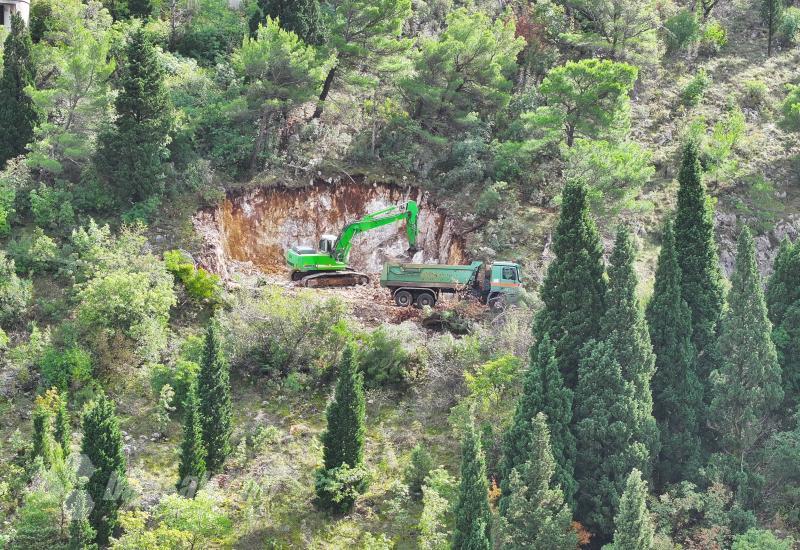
xmin=319 ymin=234 xmax=336 ymax=254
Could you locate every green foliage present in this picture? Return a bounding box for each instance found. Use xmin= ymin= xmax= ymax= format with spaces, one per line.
xmin=175 ymin=0 xmax=246 ymax=66
xmin=9 ymin=227 xmax=59 ymax=274
xmin=29 ymin=0 xmax=56 ymax=43
xmin=8 ymin=483 xmax=64 ymax=548
xmin=405 ymin=443 xmax=434 ymax=499
xmin=700 ymin=19 xmax=728 ymax=54
xmin=564 ymin=139 xmax=654 ymax=215
xmin=28 ymin=184 xmax=76 ymax=230
xmin=321 ymin=344 xmax=366 ymax=471
xmin=761 ymin=0 xmax=785 ymax=55
xmin=53 ymin=393 xmax=71 ymax=459
xmin=710 ymin=228 xmax=783 ymax=504
xmin=664 ymin=9 xmax=700 ymax=54
xmin=0 ymin=14 xmax=39 ymax=167
xmin=766 ymin=238 xmax=800 ymax=409
xmin=0 ymin=251 xmax=32 ymax=326
xmin=197 ymin=318 xmax=232 ymax=473
xmin=128 ymin=0 xmax=153 ymax=18
xmin=150 ymin=358 xmax=200 ymax=414
xmin=418 ymin=468 xmax=457 ymax=550
xmin=95 ymin=27 xmax=172 ymax=203
xmin=778 ymin=7 xmax=800 ymax=45
xmin=647 ymin=221 xmax=703 ymax=487
xmin=81 ymin=394 xmax=127 ymax=545
xmin=732 ymin=529 xmax=793 ymax=549
xmin=741 ymin=79 xmax=768 ymax=111
xmin=681 ymin=69 xmax=711 ymax=107
xmin=563 ymin=0 xmax=659 ymax=60
xmin=177 ymin=382 xmax=206 ymax=497
xmin=534 ymin=180 xmax=606 ymax=388
xmin=781 ymin=84 xmax=800 ymax=130
xmin=67 ymin=490 xmax=96 ymax=550
xmin=248 ymin=0 xmax=325 ymax=44
xmin=359 ymin=324 xmax=426 ymax=387
xmin=163 ymin=250 xmax=222 ymax=304
xmin=314 ymin=463 xmax=371 ymax=515
xmin=498 ymin=413 xmax=577 ymax=550
xmin=607 ymin=469 xmax=654 ymax=550
xmin=764 ymin=411 xmax=800 ymax=527
xmin=31 ymin=403 xmax=54 ymax=467
xmin=501 ymin=335 xmax=575 ymax=509
xmin=39 ymin=346 xmax=92 ymax=392
xmin=452 ymin=417 xmax=491 ymax=550
xmin=537 ymin=59 xmax=638 ymax=146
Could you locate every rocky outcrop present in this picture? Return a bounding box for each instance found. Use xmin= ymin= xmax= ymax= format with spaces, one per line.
xmin=193 ymin=181 xmax=464 ymax=279
xmin=716 ymin=211 xmax=800 ymax=277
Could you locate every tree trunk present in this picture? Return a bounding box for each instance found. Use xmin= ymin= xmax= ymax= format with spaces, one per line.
xmin=311 ymin=65 xmax=337 ymax=120
xmin=250 ymin=108 xmax=270 ymax=173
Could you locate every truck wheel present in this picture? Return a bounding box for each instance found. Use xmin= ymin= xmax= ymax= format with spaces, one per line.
xmin=394 ymin=290 xmax=413 ymax=307
xmin=416 ymin=292 xmax=436 ymax=308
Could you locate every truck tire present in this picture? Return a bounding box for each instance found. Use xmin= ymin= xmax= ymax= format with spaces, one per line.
xmin=416 ymin=292 xmax=436 ymax=308
xmin=394 ymin=290 xmax=413 ymax=307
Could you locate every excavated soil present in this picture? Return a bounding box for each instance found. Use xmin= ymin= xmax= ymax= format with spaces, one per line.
xmin=194 ymin=181 xmax=465 ymax=280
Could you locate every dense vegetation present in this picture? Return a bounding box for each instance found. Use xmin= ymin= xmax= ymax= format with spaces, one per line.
xmin=1 ymin=0 xmax=799 ymax=548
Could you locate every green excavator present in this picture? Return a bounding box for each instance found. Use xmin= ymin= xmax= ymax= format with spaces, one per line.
xmin=285 ymin=200 xmax=419 ymax=287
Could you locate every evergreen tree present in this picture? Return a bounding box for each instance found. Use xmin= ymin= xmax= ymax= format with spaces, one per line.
xmin=600 ymin=226 xmax=659 ymax=470
xmin=766 ymin=238 xmax=800 ymax=410
xmin=0 ymin=14 xmax=38 ymax=167
xmin=452 ymin=418 xmax=492 ymax=550
xmin=31 ymin=403 xmax=53 ymax=467
xmin=320 ymin=343 xmax=366 ymax=471
xmin=499 ymin=413 xmax=577 ymax=550
xmin=249 ymin=0 xmax=325 ymax=44
xmin=534 ymin=180 xmax=607 ymax=388
xmin=761 ymin=0 xmax=784 ymax=56
xmin=81 ymin=394 xmax=127 ymax=545
xmin=574 ymin=340 xmax=650 ymax=543
xmin=674 ymin=140 xmax=725 ymax=397
xmin=54 ymin=393 xmax=71 ymax=459
xmin=177 ymin=381 xmax=206 ymax=497
xmin=95 ymin=27 xmax=172 ymax=203
xmin=197 ymin=318 xmax=232 ymax=473
xmin=68 ymin=490 xmax=97 ymax=550
xmin=405 ymin=443 xmax=434 ymax=499
xmin=501 ymin=334 xmax=575 ymax=509
xmin=709 ymin=228 xmax=783 ymax=501
xmin=608 ymin=469 xmax=654 ymax=550
xmin=647 ymin=220 xmax=703 ymax=487
xmin=128 ymin=0 xmax=153 ymax=18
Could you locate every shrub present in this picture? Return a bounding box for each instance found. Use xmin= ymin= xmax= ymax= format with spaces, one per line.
xmin=681 ymin=69 xmax=711 ymax=107
xmin=741 ymin=80 xmax=768 ymax=111
xmin=782 ymin=84 xmax=800 ymax=130
xmin=779 ymin=7 xmax=800 ymax=46
xmin=0 ymin=251 xmax=32 ymax=326
xmin=314 ymin=464 xmax=370 ymax=514
xmin=700 ymin=19 xmax=728 ymax=54
xmin=732 ymin=529 xmax=793 ymax=550
xmin=164 ymin=250 xmax=223 ymax=305
xmin=405 ymin=444 xmax=435 ymax=499
xmin=150 ymin=359 xmax=200 ymax=413
xmin=28 ymin=183 xmax=75 ymax=231
xmin=359 ymin=324 xmax=427 ymax=387
xmin=39 ymin=346 xmax=92 ymax=391
xmin=9 ymin=228 xmax=59 ymax=274
xmin=664 ymin=9 xmax=700 ymax=54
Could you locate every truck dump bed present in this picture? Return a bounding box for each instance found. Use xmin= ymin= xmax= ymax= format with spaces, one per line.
xmin=380 ymin=261 xmax=483 ymax=289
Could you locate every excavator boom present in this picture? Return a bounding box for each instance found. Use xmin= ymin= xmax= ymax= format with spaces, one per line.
xmin=333 ymin=201 xmax=419 ymax=262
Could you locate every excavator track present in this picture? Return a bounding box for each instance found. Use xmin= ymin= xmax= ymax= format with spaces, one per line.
xmin=300 ymin=271 xmax=370 ymax=288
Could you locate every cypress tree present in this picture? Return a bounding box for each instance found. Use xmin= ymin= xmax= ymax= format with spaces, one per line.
xmin=709 ymin=228 xmax=783 ymax=501
xmin=54 ymin=393 xmax=71 ymax=459
xmin=68 ymin=490 xmax=97 ymax=550
xmin=128 ymin=0 xmax=153 ymax=19
xmin=177 ymin=381 xmax=206 ymax=497
xmin=766 ymin=238 xmax=800 ymax=410
xmin=452 ymin=418 xmax=492 ymax=550
xmin=81 ymin=394 xmax=127 ymax=545
xmin=501 ymin=334 xmax=575 ymax=509
xmin=0 ymin=14 xmax=38 ymax=167
xmin=31 ymin=403 xmax=53 ymax=467
xmin=608 ymin=469 xmax=654 ymax=550
xmin=674 ymin=140 xmax=725 ymax=395
xmin=249 ymin=0 xmax=325 ymax=44
xmin=600 ymin=226 xmax=659 ymax=471
xmin=198 ymin=318 xmax=232 ymax=473
xmin=95 ymin=27 xmax=172 ymax=203
xmin=320 ymin=343 xmax=366 ymax=471
xmin=574 ymin=340 xmax=650 ymax=543
xmin=647 ymin=220 xmax=703 ymax=487
xmin=534 ymin=180 xmax=606 ymax=388
xmin=499 ymin=413 xmax=577 ymax=550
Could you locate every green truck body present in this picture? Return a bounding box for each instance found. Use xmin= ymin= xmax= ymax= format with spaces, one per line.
xmin=380 ymin=260 xmax=523 ymax=308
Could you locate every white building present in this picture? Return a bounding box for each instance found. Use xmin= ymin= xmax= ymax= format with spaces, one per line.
xmin=1 ymin=0 xmax=30 ymax=32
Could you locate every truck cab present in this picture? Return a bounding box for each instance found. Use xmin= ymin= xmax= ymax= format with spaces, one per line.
xmin=484 ymin=261 xmax=523 ymax=308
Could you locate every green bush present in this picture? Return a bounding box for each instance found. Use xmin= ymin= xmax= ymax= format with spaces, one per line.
xmin=779 ymin=7 xmax=800 ymax=46
xmin=0 ymin=251 xmax=32 ymax=326
xmin=9 ymin=228 xmax=59 ymax=274
xmin=664 ymin=9 xmax=700 ymax=54
xmin=404 ymin=443 xmax=434 ymax=499
xmin=314 ymin=464 xmax=370 ymax=514
xmin=732 ymin=529 xmax=793 ymax=550
xmin=359 ymin=324 xmax=427 ymax=387
xmin=150 ymin=359 xmax=200 ymax=413
xmin=741 ymin=79 xmax=768 ymax=110
xmin=28 ymin=183 xmax=75 ymax=231
xmin=681 ymin=69 xmax=711 ymax=107
xmin=782 ymin=84 xmax=800 ymax=130
xmin=39 ymin=345 xmax=92 ymax=391
xmin=700 ymin=19 xmax=728 ymax=54
xmin=164 ymin=250 xmax=223 ymax=305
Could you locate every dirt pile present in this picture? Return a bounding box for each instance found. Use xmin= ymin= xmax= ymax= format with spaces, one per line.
xmin=194 ymin=180 xmax=464 ymax=280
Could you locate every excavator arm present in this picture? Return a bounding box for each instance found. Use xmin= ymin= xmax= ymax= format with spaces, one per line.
xmin=332 ymin=200 xmax=419 ymax=263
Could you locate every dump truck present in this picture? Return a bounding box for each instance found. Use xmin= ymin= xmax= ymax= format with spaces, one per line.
xmin=285 ymin=200 xmax=419 ymax=287
xmin=380 ymin=260 xmax=523 ymax=308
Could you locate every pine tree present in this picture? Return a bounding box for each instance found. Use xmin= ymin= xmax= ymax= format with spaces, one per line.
xmin=177 ymin=381 xmax=206 ymax=497
xmin=766 ymin=238 xmax=800 ymax=410
xmin=499 ymin=413 xmax=577 ymax=550
xmin=452 ymin=418 xmax=492 ymax=550
xmin=600 ymin=226 xmax=659 ymax=471
xmin=54 ymin=393 xmax=71 ymax=459
xmin=761 ymin=0 xmax=785 ymax=56
xmin=608 ymin=469 xmax=654 ymax=550
xmin=320 ymin=343 xmax=366 ymax=471
xmin=198 ymin=318 xmax=232 ymax=473
xmin=95 ymin=27 xmax=172 ymax=203
xmin=81 ymin=394 xmax=127 ymax=545
xmin=709 ymin=228 xmax=783 ymax=501
xmin=405 ymin=443 xmax=434 ymax=499
xmin=674 ymin=140 xmax=725 ymax=397
xmin=501 ymin=334 xmax=575 ymax=509
xmin=647 ymin=220 xmax=703 ymax=487
xmin=0 ymin=14 xmax=38 ymax=167
xmin=68 ymin=490 xmax=97 ymax=550
xmin=31 ymin=403 xmax=53 ymax=467
xmin=534 ymin=180 xmax=607 ymax=388
xmin=574 ymin=340 xmax=650 ymax=543
xmin=249 ymin=0 xmax=325 ymax=44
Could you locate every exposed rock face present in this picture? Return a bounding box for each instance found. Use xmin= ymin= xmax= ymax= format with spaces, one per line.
xmin=194 ymin=181 xmax=464 ymax=279
xmin=716 ymin=211 xmax=800 ymax=277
